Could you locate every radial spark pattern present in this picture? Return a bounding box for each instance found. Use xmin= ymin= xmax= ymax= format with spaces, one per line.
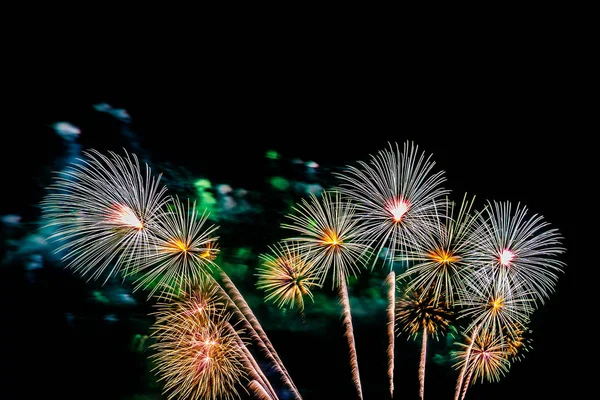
xmin=281 ymin=191 xmax=370 ymax=288
xmin=396 ymin=286 xmax=454 ymax=340
xmin=454 ymin=330 xmax=511 ymax=386
xmin=400 ymin=194 xmax=484 ymax=305
xmin=256 ymin=241 xmax=319 ymax=312
xmin=472 ymin=200 xmax=565 ymax=304
xmin=41 ymin=149 xmax=168 ymax=282
xmin=458 ymin=277 xmax=534 ymax=338
xmin=151 ymin=287 xmax=247 ymax=400
xmin=131 ymin=197 xmax=219 ymax=300
xmin=335 ymin=141 xmax=449 ymax=267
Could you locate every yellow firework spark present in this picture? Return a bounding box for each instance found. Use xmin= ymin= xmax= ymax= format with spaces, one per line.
xmin=130 ymin=197 xmax=219 ymax=300
xmin=399 ymin=194 xmax=483 ymax=306
xmin=281 ymin=190 xmax=370 ymax=289
xmin=151 ymin=285 xmax=247 ymax=400
xmin=256 ymin=241 xmax=319 ymax=312
xmin=396 ymin=286 xmax=453 ymax=340
xmin=454 ymin=330 xmax=511 ymax=388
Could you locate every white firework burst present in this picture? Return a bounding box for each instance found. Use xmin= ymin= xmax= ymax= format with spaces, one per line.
xmin=335 ymin=141 xmax=449 ymax=268
xmin=41 ymin=149 xmax=169 ymax=283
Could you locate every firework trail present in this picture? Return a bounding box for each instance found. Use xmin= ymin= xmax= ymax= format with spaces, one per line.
xmin=231 ymin=324 xmax=278 ymax=400
xmin=249 ymin=380 xmax=274 ymax=400
xmin=282 ymin=191 xmax=369 ymax=399
xmin=41 ymin=149 xmax=169 ymax=283
xmin=453 ymin=325 xmax=479 ymax=400
xmin=396 ymin=285 xmax=452 ymax=400
xmin=419 ymin=325 xmax=427 ymax=400
xmin=220 ymin=272 xmax=302 ymax=400
xmin=340 ymin=278 xmax=363 ymax=400
xmin=386 ymin=271 xmax=395 ymax=398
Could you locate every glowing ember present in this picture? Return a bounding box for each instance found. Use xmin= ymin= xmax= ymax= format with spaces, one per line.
xmin=491 ymin=297 xmax=504 ymax=311
xmin=173 ymin=239 xmax=189 ymax=253
xmin=427 ymin=248 xmax=460 ymax=264
xmin=112 ymin=205 xmax=143 ymax=229
xmin=322 ymin=230 xmax=341 ymax=246
xmin=499 ymin=249 xmax=515 ymax=266
xmin=386 ymin=198 xmax=410 ymax=222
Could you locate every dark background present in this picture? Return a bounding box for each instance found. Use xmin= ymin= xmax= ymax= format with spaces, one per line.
xmin=2 ymin=46 xmax=582 ymax=400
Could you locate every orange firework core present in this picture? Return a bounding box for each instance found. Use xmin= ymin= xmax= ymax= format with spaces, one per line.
xmin=172 ymin=239 xmax=189 ymax=253
xmin=490 ymin=297 xmax=504 ymax=311
xmin=386 ymin=198 xmax=410 ymax=222
xmin=200 ymin=242 xmax=218 ymax=260
xmin=499 ymin=249 xmax=515 ymax=267
xmin=427 ymin=248 xmax=460 ymax=264
xmin=321 ymin=229 xmax=342 ymax=247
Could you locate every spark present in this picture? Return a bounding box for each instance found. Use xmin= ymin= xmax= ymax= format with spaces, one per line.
xmin=498 ymin=249 xmax=514 ymax=267
xmin=335 ymin=141 xmax=448 ymax=268
xmin=41 ymin=149 xmax=168 ymax=282
xmin=257 ymin=241 xmax=319 ymax=312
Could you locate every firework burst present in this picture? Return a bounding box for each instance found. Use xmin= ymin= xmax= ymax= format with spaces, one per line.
xmin=399 ymin=194 xmax=484 ymax=306
xmin=472 ymin=200 xmax=565 ymax=304
xmin=458 ymin=276 xmax=534 ymax=338
xmin=151 ymin=285 xmax=247 ymax=400
xmin=256 ymin=241 xmax=320 ymax=313
xmin=282 ymin=190 xmax=369 ymax=399
xmin=281 ymin=190 xmax=370 ymax=288
xmin=502 ymin=321 xmax=531 ymax=362
xmin=453 ymin=330 xmax=511 ymax=400
xmin=396 ymin=285 xmax=453 ymax=400
xmin=41 ymin=149 xmax=169 ymax=283
xmin=130 ymin=197 xmax=219 ymax=300
xmin=335 ymin=141 xmax=449 ymax=268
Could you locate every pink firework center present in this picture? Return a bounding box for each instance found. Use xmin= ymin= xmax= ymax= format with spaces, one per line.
xmin=499 ymin=249 xmax=515 ymax=267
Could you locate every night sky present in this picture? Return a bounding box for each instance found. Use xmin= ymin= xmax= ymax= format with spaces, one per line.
xmin=3 ymin=65 xmax=581 ymax=400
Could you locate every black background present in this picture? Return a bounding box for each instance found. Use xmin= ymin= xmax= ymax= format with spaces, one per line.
xmin=2 ymin=38 xmax=583 ymax=400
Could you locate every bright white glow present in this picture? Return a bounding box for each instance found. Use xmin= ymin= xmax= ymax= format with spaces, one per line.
xmin=387 ymin=198 xmax=410 ymax=222
xmin=113 ymin=205 xmax=143 ymax=229
xmin=499 ymin=249 xmax=515 ymax=266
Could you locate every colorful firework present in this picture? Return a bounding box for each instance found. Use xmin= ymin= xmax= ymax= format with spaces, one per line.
xmin=458 ymin=276 xmax=534 ymax=338
xmin=335 ymin=141 xmax=449 ymax=267
xmin=396 ymin=285 xmax=454 ymax=400
xmin=41 ymin=149 xmax=169 ymax=283
xmin=502 ymin=321 xmax=532 ymax=362
xmin=399 ymin=194 xmax=484 ymax=305
xmin=256 ymin=241 xmax=320 ymax=312
xmin=453 ymin=330 xmax=511 ymax=400
xmin=130 ymin=197 xmax=219 ymax=300
xmin=150 ymin=287 xmax=247 ymax=400
xmin=471 ymin=200 xmax=566 ymax=304
xmin=281 ymin=190 xmax=370 ymax=289
xmin=282 ymin=190 xmax=369 ymax=399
